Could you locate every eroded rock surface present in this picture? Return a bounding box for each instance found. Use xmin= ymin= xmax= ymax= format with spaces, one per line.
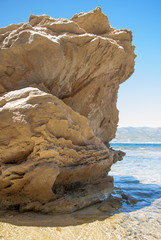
xmin=0 ymin=87 xmax=120 ymax=213
xmin=0 ymin=8 xmax=135 ymax=213
xmin=0 ymin=7 xmax=135 ymax=142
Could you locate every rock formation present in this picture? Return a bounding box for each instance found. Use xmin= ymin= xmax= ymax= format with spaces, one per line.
xmin=0 ymin=8 xmax=135 ymax=213
xmin=0 ymin=7 xmax=135 ymax=142
xmin=0 ymin=87 xmax=120 ymax=213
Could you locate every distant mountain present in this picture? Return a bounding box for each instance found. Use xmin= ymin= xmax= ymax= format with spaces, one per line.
xmin=111 ymin=127 xmax=161 ymax=143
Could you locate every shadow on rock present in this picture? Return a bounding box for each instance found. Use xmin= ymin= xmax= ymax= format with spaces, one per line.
xmin=0 ymin=175 xmax=161 ymax=227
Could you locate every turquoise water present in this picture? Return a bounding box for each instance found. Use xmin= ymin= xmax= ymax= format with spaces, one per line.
xmin=110 ymin=143 xmax=161 ymax=212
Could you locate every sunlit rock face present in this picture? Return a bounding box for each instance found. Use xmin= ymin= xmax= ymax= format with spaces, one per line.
xmin=0 ymin=87 xmax=121 ymax=213
xmin=0 ymin=8 xmax=134 ymax=213
xmin=0 ymin=7 xmax=135 ymax=142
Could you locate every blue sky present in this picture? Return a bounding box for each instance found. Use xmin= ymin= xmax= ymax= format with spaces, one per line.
xmin=1 ymin=0 xmax=161 ymax=127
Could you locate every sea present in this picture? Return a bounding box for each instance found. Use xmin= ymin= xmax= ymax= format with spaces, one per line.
xmin=108 ymin=143 xmax=161 ymax=239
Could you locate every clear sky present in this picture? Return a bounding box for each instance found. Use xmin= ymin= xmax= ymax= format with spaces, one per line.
xmin=1 ymin=0 xmax=161 ymax=127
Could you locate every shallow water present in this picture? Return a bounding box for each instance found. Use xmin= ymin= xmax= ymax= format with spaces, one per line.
xmin=110 ymin=143 xmax=161 ymax=208
xmin=110 ymin=143 xmax=161 ymax=185
xmin=108 ymin=143 xmax=161 ymax=239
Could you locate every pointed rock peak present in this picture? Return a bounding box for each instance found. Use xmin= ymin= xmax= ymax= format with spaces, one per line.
xmin=71 ymin=7 xmax=111 ymax=35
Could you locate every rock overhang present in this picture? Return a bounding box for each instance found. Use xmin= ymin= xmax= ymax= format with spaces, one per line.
xmin=0 ymin=7 xmax=135 ymax=213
